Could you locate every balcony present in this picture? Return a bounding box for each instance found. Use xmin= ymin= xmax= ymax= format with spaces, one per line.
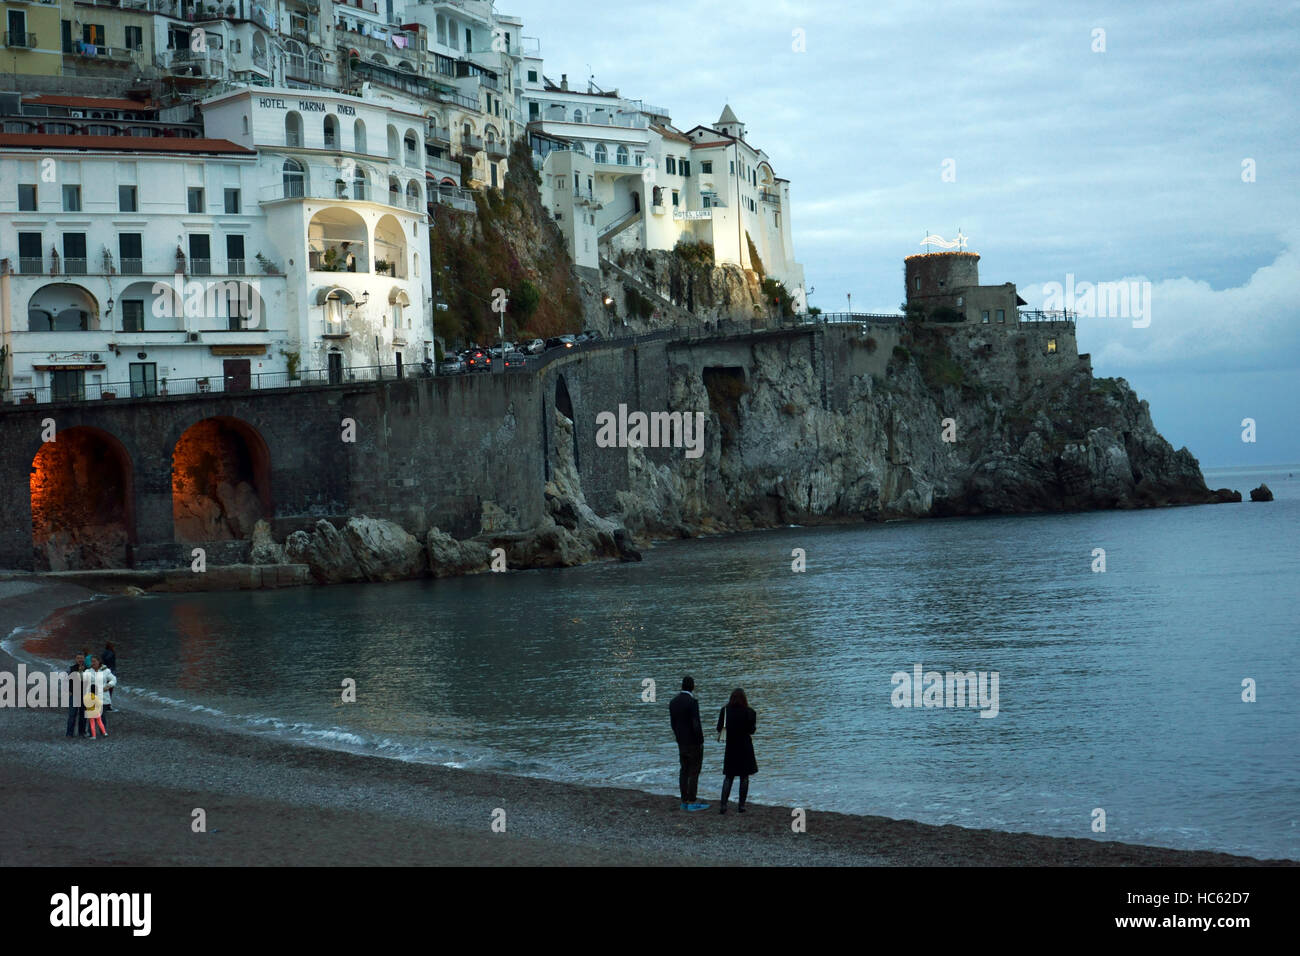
xmin=435 ymin=88 xmax=479 ymax=111
xmin=460 ymin=133 xmax=483 ymax=152
xmin=432 ymin=186 xmax=476 ymax=213
xmin=63 ymin=258 xmax=88 ymax=275
xmin=760 ymin=188 xmax=781 ymax=205
xmin=71 ymin=46 xmax=138 ymax=65
xmin=3 ymin=32 xmax=37 ymax=49
xmin=428 ymin=125 xmax=451 ymax=146
xmin=485 ymin=139 xmax=507 ymax=159
xmin=16 ymin=256 xmax=267 ymax=277
xmin=426 ymin=155 xmax=460 ymax=178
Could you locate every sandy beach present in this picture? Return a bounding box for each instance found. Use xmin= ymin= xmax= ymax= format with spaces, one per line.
xmin=0 ymin=577 xmax=1290 ymax=867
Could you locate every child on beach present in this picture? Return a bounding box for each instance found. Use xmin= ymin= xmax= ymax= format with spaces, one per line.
xmin=84 ymin=685 xmax=107 ymax=739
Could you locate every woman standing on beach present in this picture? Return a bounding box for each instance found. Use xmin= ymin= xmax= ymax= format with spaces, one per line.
xmin=86 ymin=656 xmax=117 ymax=731
xmin=716 ymin=688 xmax=757 ymax=814
xmin=84 ymin=684 xmax=107 ymax=739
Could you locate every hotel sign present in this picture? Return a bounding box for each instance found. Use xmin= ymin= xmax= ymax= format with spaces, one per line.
xmin=674 ymin=210 xmax=712 ymax=221
xmin=258 ymin=96 xmax=356 ymax=116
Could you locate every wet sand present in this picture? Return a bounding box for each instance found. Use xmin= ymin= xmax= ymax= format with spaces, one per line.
xmin=0 ymin=577 xmax=1289 ymax=866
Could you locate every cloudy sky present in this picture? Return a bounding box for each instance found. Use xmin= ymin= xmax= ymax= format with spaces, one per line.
xmin=506 ymin=0 xmax=1299 ymax=467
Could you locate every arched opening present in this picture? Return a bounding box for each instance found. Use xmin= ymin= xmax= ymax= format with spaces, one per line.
xmin=404 ymin=128 xmax=418 ymax=164
xmin=616 ymin=145 xmax=628 ymax=165
xmin=436 ymin=13 xmax=447 ymax=45
xmin=171 ymin=417 xmax=271 ymax=543
xmin=374 ymin=213 xmax=407 ymax=278
xmin=31 ymin=427 xmax=134 ymax=570
xmin=26 ymin=283 xmax=99 ymax=331
xmin=573 ymin=108 xmax=583 ymax=123
xmin=282 ymin=157 xmax=306 ymax=198
xmin=308 ymin=207 xmax=369 ymax=272
xmin=324 ymin=114 xmax=339 ymax=148
xmin=405 ymin=179 xmax=420 ymax=210
xmin=594 ymin=143 xmax=607 ymax=164
xmin=387 ymin=124 xmax=400 ymax=160
xmin=388 ymin=174 xmax=401 ymax=207
xmin=353 ymin=118 xmax=367 ymax=154
xmin=285 ymin=110 xmax=303 ymax=147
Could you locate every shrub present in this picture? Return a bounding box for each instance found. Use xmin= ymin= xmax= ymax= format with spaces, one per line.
xmin=865 ymin=336 xmax=878 ymax=353
xmin=745 ymin=232 xmax=766 ymax=277
xmin=892 ymin=345 xmax=911 ymax=362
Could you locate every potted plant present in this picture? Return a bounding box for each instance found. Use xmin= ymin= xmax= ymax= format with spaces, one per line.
xmin=175 ymin=245 xmax=186 ymax=273
xmin=375 ymin=258 xmax=391 ymax=275
xmin=101 ymin=390 xmax=117 ymax=400
xmin=322 ymin=247 xmax=341 ymax=271
xmin=20 ymin=392 xmax=37 ymax=405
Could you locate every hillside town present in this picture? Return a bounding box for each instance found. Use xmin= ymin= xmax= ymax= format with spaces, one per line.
xmin=0 ymin=0 xmax=805 ymax=402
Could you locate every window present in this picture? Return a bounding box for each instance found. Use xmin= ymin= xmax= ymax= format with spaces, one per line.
xmin=702 ymin=195 xmax=711 ymax=209
xmin=124 ymin=25 xmax=142 ymax=50
xmin=324 ymin=115 xmax=338 ymax=148
xmin=8 ymin=10 xmax=27 ymax=46
xmin=671 ymin=189 xmax=679 ymax=207
xmin=529 ymin=102 xmax=539 ymax=120
xmin=188 ymin=234 xmax=210 ymax=275
xmin=121 ymin=300 xmax=145 ymax=333
xmin=285 ymin=111 xmax=303 ymax=147
xmin=665 ymin=156 xmax=676 ymax=175
xmin=1047 ymin=339 xmax=1057 ymax=354
xmin=62 ymin=185 xmax=81 ymax=211
xmin=981 ymin=310 xmax=990 ymax=324
xmin=701 ymin=161 xmax=713 ymax=174
xmin=118 ymin=185 xmax=137 ymax=212
xmin=119 ymin=233 xmax=142 ymax=274
xmin=18 ymin=184 xmax=36 ymax=210
xmin=681 ymin=160 xmax=690 ymax=177
xmin=224 ymin=188 xmax=240 ymax=214
xmin=527 ymin=69 xmax=537 ymax=82
xmin=283 ymin=158 xmax=305 ymax=196
xmin=18 ymin=232 xmax=42 ymax=273
xmin=82 ymin=24 xmax=105 ymax=46
xmin=62 ymin=233 xmax=86 ymax=274
xmin=594 ymin=143 xmax=607 ymax=164
xmin=187 ymin=187 xmax=204 ymax=213
xmin=226 ymin=235 xmax=245 ymax=274
xmin=353 ymin=119 xmax=366 ymax=154
xmin=996 ymin=309 xmax=1005 ymax=324
xmin=129 ymin=363 xmax=157 ymax=398
xmin=616 ymin=145 xmax=628 ymax=166
xmin=729 ymin=160 xmax=735 ymax=174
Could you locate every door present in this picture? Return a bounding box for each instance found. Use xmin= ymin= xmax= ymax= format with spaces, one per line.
xmin=51 ymin=370 xmax=84 ymax=403
xmin=328 ymin=352 xmax=343 ymax=385
xmin=223 ymin=359 xmax=251 ymax=392
xmin=129 ymin=362 xmax=157 ymax=398
xmin=394 ymin=351 xmax=403 ymax=379
xmin=188 ymin=234 xmax=211 ymax=275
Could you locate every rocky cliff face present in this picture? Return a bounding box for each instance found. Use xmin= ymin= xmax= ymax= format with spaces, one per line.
xmin=599 ymin=323 xmax=1232 ymax=543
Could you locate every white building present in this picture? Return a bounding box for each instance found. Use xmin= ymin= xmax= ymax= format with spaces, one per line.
xmin=0 ymin=86 xmax=434 ymax=403
xmin=525 ymin=72 xmax=805 ymax=304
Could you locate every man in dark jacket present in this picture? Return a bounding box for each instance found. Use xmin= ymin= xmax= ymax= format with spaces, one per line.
xmin=64 ymin=658 xmax=86 ymax=738
xmin=668 ymin=675 xmax=709 ymax=811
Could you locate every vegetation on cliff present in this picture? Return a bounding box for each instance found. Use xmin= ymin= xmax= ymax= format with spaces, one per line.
xmin=429 ymin=140 xmax=582 ymax=346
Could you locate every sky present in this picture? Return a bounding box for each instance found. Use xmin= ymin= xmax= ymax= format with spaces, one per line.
xmin=504 ymin=0 xmax=1300 ymax=468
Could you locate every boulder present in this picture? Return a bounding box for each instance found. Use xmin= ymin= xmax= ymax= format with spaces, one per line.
xmin=216 ymin=480 xmax=263 ymax=539
xmin=342 ymin=517 xmax=426 ymax=581
xmin=285 ymin=520 xmax=364 ymax=584
xmin=426 ymin=527 xmax=492 ymax=577
xmin=1249 ymin=483 xmax=1274 ymax=502
xmin=1212 ymin=488 xmax=1242 ymax=503
xmin=249 ymin=519 xmax=285 ymax=565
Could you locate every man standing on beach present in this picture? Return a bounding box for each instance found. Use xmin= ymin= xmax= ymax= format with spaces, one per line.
xmin=669 ymin=676 xmax=709 ymax=812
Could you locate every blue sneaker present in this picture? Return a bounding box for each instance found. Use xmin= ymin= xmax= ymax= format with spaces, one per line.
xmin=680 ymin=802 xmax=690 ymax=810
xmin=686 ymin=802 xmax=711 ymax=812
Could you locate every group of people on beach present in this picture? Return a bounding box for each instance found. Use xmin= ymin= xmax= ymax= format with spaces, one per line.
xmin=65 ymin=643 xmax=118 ymax=739
xmin=669 ymin=676 xmax=758 ymax=813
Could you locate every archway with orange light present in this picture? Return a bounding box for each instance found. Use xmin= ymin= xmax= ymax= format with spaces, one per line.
xmin=30 ymin=427 xmax=135 ymax=570
xmin=171 ymin=417 xmax=272 ymax=542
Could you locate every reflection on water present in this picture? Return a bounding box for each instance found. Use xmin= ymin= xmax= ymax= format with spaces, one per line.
xmin=25 ymin=465 xmax=1300 ymax=860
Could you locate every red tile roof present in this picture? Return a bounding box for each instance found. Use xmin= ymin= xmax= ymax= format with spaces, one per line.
xmin=27 ymin=95 xmax=157 ymax=112
xmin=690 ymin=140 xmax=732 ymax=149
xmin=0 ymin=134 xmax=254 ymax=154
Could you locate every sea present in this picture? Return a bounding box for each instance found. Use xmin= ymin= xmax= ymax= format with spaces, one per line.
xmin=9 ymin=463 xmax=1298 ymax=860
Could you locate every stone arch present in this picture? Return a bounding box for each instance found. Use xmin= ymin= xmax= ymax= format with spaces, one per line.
xmin=171 ymin=417 xmax=272 ymax=543
xmin=30 ymin=426 xmax=134 ymax=570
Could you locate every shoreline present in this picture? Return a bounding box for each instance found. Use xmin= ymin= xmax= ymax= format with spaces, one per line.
xmin=0 ymin=579 xmax=1292 ymax=866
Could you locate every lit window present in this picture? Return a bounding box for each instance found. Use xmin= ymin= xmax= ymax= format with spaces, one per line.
xmin=1047 ymin=339 xmax=1057 ymax=353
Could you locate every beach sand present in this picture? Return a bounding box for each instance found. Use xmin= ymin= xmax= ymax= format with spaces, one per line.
xmin=0 ymin=578 xmax=1288 ymax=867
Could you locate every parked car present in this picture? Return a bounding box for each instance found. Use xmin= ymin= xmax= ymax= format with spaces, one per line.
xmin=463 ymin=349 xmax=492 ymax=372
xmin=438 ymin=356 xmax=465 ymax=375
xmin=525 ymin=338 xmax=545 ymax=354
xmin=488 ymin=341 xmax=515 ymax=357
xmin=558 ymin=334 xmax=577 ymax=347
xmin=503 ymin=351 xmax=529 ymax=369
xmin=582 ymin=329 xmax=603 ymax=341
xmin=544 ymin=336 xmax=567 ymax=351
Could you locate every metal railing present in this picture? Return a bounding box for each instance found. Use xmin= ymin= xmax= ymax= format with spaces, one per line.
xmin=1017 ymin=309 xmax=1077 ymax=324
xmin=3 ymin=32 xmax=37 ymax=48
xmin=436 ymin=89 xmax=479 ymax=110
xmin=14 ymin=256 xmax=266 ymax=277
xmin=485 ymin=139 xmax=507 ymax=158
xmin=760 ymin=188 xmax=781 ymax=204
xmin=803 ymin=312 xmax=904 ymax=325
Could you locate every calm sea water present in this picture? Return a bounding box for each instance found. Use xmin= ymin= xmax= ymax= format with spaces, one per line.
xmin=14 ymin=464 xmax=1300 ymax=860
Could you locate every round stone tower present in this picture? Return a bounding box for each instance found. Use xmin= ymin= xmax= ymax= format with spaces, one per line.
xmin=904 ymin=251 xmax=981 ymax=310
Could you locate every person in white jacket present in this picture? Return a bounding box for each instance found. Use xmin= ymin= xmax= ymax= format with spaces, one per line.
xmin=86 ymin=657 xmax=117 ymax=729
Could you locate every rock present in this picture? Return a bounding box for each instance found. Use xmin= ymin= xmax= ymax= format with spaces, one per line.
xmin=426 ymin=527 xmax=492 ymax=577
xmin=284 ymin=520 xmax=363 ymax=584
xmin=1249 ymin=483 xmax=1274 ymax=502
xmin=1212 ymin=488 xmax=1242 ymax=503
xmin=342 ymin=517 xmax=426 ymax=582
xmin=249 ymin=520 xmax=285 ymax=565
xmin=545 ymin=491 xmax=580 ymax=530
xmin=479 ymin=500 xmax=517 ymax=534
xmin=216 ymin=481 xmax=263 ymax=539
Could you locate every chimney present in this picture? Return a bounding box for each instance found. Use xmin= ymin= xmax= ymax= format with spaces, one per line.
xmin=561 ymin=74 xmax=568 ymax=91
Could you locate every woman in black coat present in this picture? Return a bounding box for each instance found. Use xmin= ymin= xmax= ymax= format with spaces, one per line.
xmin=716 ymin=688 xmax=757 ymax=813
